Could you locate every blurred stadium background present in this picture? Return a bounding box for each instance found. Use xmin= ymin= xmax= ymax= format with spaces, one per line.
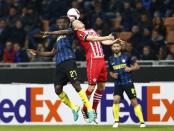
xmin=0 ymin=0 xmax=174 ymax=131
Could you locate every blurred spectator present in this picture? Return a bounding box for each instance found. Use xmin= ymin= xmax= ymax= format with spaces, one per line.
xmin=6 ymin=6 xmax=19 ymax=27
xmin=93 ymin=17 xmax=110 ymax=35
xmin=140 ymin=45 xmax=157 ymax=60
xmin=14 ymin=43 xmax=29 ymax=63
xmin=125 ymin=42 xmax=139 ymax=59
xmin=166 ymin=44 xmax=174 ymax=60
xmin=139 ymin=12 xmax=152 ymax=30
xmin=8 ymin=19 xmax=28 ymax=48
xmin=0 ymin=19 xmax=6 ymax=34
xmin=121 ymin=1 xmax=134 ymax=31
xmin=110 ymin=17 xmax=124 ymax=32
xmin=151 ymin=29 xmax=165 ymax=54
xmin=157 ymin=45 xmax=168 ymax=60
xmin=0 ymin=19 xmax=9 ymax=44
xmin=135 ymin=0 xmax=146 ymax=14
xmin=141 ymin=27 xmax=153 ymax=47
xmin=130 ymin=25 xmax=143 ymax=53
xmin=152 ymin=16 xmax=166 ymax=36
xmin=3 ymin=41 xmax=15 ymax=63
xmin=20 ymin=7 xmax=28 ymax=20
xmin=0 ymin=19 xmax=8 ymax=60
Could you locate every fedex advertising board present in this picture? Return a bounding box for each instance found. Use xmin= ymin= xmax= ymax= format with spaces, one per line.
xmin=0 ymin=83 xmax=173 ymax=125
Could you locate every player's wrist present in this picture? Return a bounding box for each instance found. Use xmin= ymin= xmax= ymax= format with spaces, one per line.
xmin=105 ymin=36 xmax=111 ymax=40
xmin=129 ymin=67 xmax=134 ymax=71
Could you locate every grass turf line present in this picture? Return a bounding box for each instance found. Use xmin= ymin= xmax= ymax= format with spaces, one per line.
xmin=0 ymin=125 xmax=173 ymax=131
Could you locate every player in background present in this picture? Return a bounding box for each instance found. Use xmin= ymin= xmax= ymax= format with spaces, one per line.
xmin=108 ymin=41 xmax=145 ymax=128
xmin=72 ymin=20 xmax=119 ymax=123
xmin=28 ymin=16 xmax=95 ymax=123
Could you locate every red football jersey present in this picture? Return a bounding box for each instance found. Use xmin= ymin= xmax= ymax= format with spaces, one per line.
xmin=76 ymin=29 xmax=104 ymax=59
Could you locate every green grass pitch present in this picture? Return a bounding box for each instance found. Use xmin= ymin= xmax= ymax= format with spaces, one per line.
xmin=0 ymin=125 xmax=173 ymax=131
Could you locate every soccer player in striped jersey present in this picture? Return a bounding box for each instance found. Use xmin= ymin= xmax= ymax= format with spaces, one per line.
xmin=72 ymin=20 xmax=118 ymax=123
xmin=28 ymin=16 xmax=95 ymax=123
xmin=108 ymin=41 xmax=145 ymax=128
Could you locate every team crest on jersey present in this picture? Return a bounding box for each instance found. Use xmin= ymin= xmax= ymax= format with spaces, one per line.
xmin=93 ymin=78 xmax=97 ymax=83
xmin=122 ymin=59 xmax=126 ymax=63
xmin=111 ymin=62 xmax=115 ymax=65
xmin=57 ymin=35 xmax=66 ymax=41
xmin=79 ymin=34 xmax=83 ymax=38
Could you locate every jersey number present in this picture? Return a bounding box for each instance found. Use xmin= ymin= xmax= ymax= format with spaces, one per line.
xmin=70 ymin=70 xmax=77 ymax=78
xmin=131 ymin=88 xmax=136 ymax=96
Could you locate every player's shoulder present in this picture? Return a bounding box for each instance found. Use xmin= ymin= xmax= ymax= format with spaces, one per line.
xmin=67 ymin=28 xmax=73 ymax=31
xmin=88 ymin=28 xmax=98 ymax=34
xmin=122 ymin=52 xmax=131 ymax=58
xmin=108 ymin=54 xmax=115 ymax=61
xmin=122 ymin=52 xmax=129 ymax=56
xmin=76 ymin=30 xmax=86 ymax=35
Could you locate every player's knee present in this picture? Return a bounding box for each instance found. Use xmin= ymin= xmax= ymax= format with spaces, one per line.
xmin=113 ymin=99 xmax=120 ymax=104
xmin=97 ymin=82 xmax=105 ymax=90
xmin=54 ymin=85 xmax=63 ymax=95
xmin=113 ymin=96 xmax=120 ymax=104
xmin=88 ymin=85 xmax=95 ymax=92
xmin=131 ymin=98 xmax=139 ymax=107
xmin=72 ymin=81 xmax=81 ymax=92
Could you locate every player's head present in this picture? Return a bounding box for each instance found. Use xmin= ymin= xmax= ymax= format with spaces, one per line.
xmin=111 ymin=41 xmax=122 ymax=54
xmin=72 ymin=20 xmax=85 ymax=30
xmin=56 ymin=16 xmax=70 ymax=30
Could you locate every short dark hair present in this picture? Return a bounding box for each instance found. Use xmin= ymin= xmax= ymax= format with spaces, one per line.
xmin=112 ymin=40 xmax=122 ymax=46
xmin=57 ymin=16 xmax=70 ymax=25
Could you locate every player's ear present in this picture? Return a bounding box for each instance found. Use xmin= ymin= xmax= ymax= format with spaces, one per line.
xmin=71 ymin=24 xmax=76 ymax=30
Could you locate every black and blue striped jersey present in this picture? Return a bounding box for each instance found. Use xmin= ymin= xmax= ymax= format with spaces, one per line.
xmin=53 ymin=29 xmax=76 ymax=64
xmin=108 ymin=53 xmax=136 ymax=86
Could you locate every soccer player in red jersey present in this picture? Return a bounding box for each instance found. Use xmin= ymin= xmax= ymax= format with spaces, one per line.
xmin=72 ymin=20 xmax=118 ymax=123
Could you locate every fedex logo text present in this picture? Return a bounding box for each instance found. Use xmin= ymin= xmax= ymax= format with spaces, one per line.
xmin=0 ymin=88 xmax=62 ymax=123
xmin=101 ymin=86 xmax=174 ymax=123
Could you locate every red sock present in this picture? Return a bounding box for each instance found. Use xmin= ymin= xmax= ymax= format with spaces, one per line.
xmin=82 ymin=89 xmax=93 ymax=112
xmin=92 ymin=89 xmax=104 ymax=112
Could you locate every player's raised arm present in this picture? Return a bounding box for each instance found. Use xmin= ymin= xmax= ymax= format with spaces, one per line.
xmin=101 ymin=38 xmax=124 ymax=45
xmin=85 ymin=33 xmax=114 ymax=42
xmin=102 ymin=38 xmax=127 ymax=45
xmin=41 ymin=29 xmax=73 ymax=36
xmin=125 ymin=59 xmax=140 ymax=72
xmin=130 ymin=62 xmax=140 ymax=71
xmin=27 ymin=48 xmax=56 ymax=57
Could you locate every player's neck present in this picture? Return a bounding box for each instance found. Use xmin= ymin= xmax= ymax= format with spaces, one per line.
xmin=78 ymin=28 xmax=85 ymax=31
xmin=114 ymin=52 xmax=121 ymax=57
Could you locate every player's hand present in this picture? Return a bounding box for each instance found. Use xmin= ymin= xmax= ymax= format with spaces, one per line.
xmin=125 ymin=66 xmax=132 ymax=72
xmin=108 ymin=34 xmax=115 ymax=40
xmin=115 ymin=38 xmax=126 ymax=43
xmin=40 ymin=32 xmax=50 ymax=38
xmin=27 ymin=49 xmax=37 ymax=56
xmin=110 ymin=72 xmax=119 ymax=79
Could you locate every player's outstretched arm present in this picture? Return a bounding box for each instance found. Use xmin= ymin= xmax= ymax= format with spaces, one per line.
xmin=86 ymin=34 xmax=114 ymax=42
xmin=131 ymin=62 xmax=140 ymax=71
xmin=40 ymin=29 xmax=73 ymax=38
xmin=125 ymin=62 xmax=140 ymax=72
xmin=27 ymin=48 xmax=56 ymax=57
xmin=101 ymin=38 xmax=123 ymax=45
xmin=109 ymin=71 xmax=119 ymax=79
